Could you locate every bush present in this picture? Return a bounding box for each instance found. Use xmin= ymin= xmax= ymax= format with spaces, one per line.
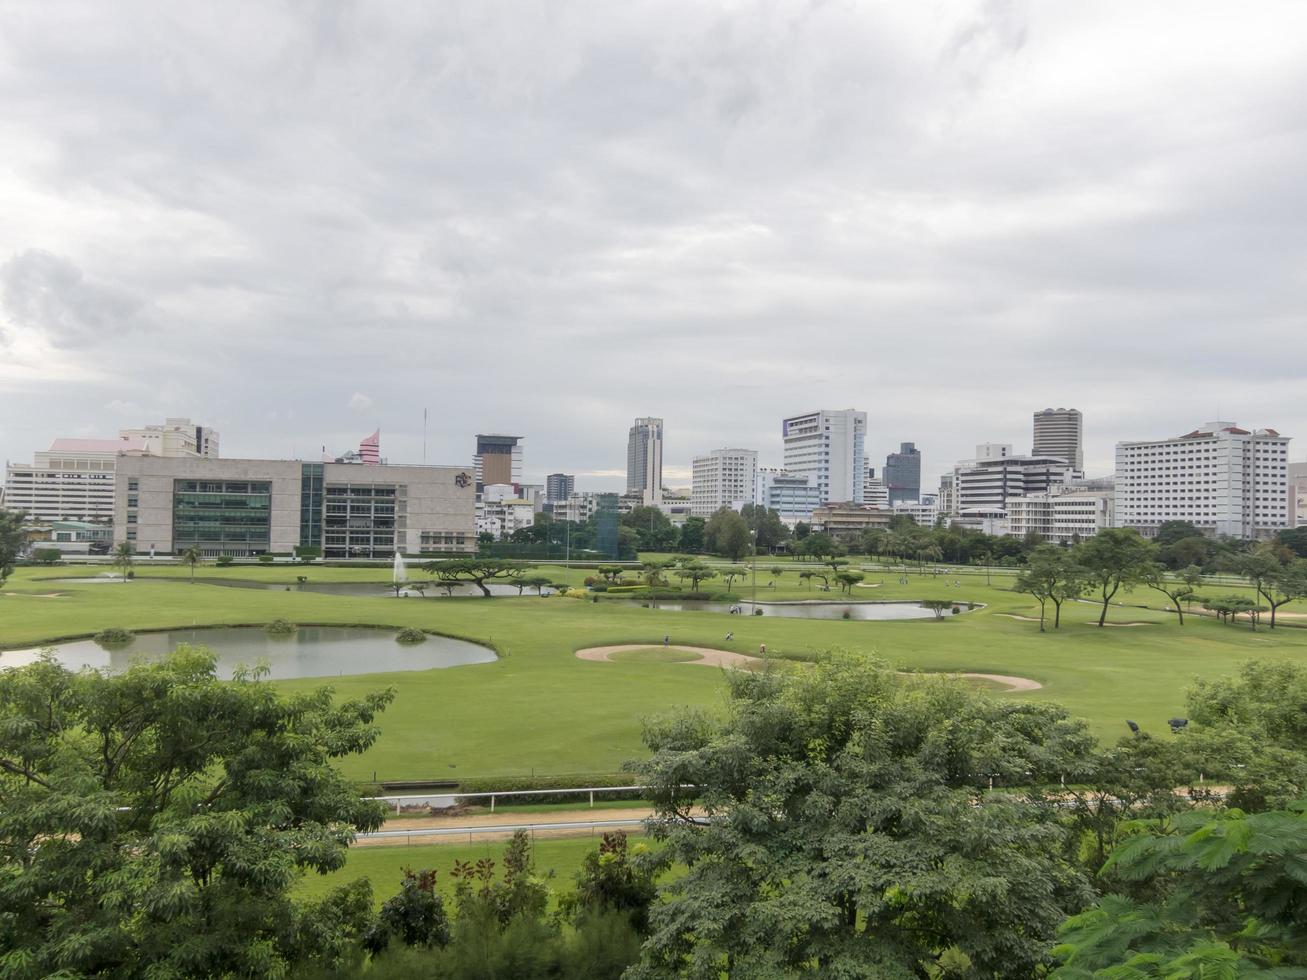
xmin=94 ymin=628 xmax=134 ymax=646
xmin=33 ymin=548 xmax=61 ymax=565
xmin=395 ymin=628 xmax=427 ymax=645
xmin=363 ymin=869 xmax=449 ymax=955
xmin=265 ymin=618 xmax=297 ymax=636
xmin=257 ymin=554 xmax=275 ymax=564
xmin=753 ymin=607 xmax=764 ymax=616
xmin=216 ymin=555 xmax=234 ymax=566
xmin=589 ymin=583 xmax=608 ymax=593
xmin=583 ymin=576 xmax=597 ymax=587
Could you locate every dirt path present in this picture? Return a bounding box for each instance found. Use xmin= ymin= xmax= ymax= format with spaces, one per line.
xmin=574 ymin=646 xmax=1043 ymax=692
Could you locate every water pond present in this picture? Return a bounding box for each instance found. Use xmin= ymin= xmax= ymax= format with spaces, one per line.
xmin=0 ymin=626 xmax=496 ymax=678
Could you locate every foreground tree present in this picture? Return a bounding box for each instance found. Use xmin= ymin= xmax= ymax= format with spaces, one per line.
xmin=1075 ymin=529 xmax=1155 ymax=627
xmin=0 ymin=649 xmax=393 ymax=978
xmin=421 ymin=557 xmax=524 ymax=596
xmin=630 ymin=657 xmax=1096 ymax=977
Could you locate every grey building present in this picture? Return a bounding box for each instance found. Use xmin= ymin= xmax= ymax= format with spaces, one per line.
xmin=113 ymin=456 xmax=476 ymax=558
xmin=956 ymin=455 xmax=1078 ymax=512
xmin=884 ymin=442 xmax=921 ymax=506
xmin=545 ymin=473 xmax=575 ymax=502
xmin=1033 ymin=408 xmax=1083 ymax=470
xmin=626 ymin=417 xmax=664 ymax=505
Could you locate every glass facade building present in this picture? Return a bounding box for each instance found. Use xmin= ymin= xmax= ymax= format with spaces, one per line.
xmin=172 ymin=479 xmax=272 ymax=555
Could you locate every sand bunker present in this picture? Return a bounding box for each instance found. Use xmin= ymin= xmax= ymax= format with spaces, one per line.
xmin=996 ymin=613 xmax=1043 ymax=622
xmin=574 ymin=645 xmax=1043 ymax=692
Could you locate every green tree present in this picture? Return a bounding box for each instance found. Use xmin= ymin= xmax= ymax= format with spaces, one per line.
xmin=835 ymin=569 xmax=864 ymax=594
xmin=112 ymin=539 xmax=135 ymax=582
xmin=674 ymin=561 xmax=717 ymax=592
xmin=1016 ymin=545 xmax=1087 ymax=630
xmin=1075 ymin=529 xmax=1156 ymax=627
xmin=596 ymin=564 xmax=625 ymax=582
xmin=704 ymin=508 xmax=750 ymax=561
xmin=1263 ymin=559 xmax=1307 ymax=629
xmin=640 ymin=558 xmax=674 ymax=587
xmin=517 ymin=574 xmax=554 ymax=596
xmin=630 ymin=657 xmax=1096 ymax=978
xmin=1143 ymin=563 xmax=1203 ymax=625
xmin=1279 ymin=527 xmax=1307 ymax=559
xmin=421 ymin=557 xmax=523 ymax=597
xmin=621 ymin=506 xmax=678 ymax=552
xmin=181 ymin=544 xmax=203 ymax=583
xmin=677 ymin=516 xmax=706 ymax=553
xmin=740 ymin=504 xmax=789 ymax=553
xmin=720 ymin=567 xmax=748 ymax=592
xmin=0 ymin=510 xmax=24 ymax=590
xmin=0 ymin=649 xmax=393 ymax=978
xmin=364 ymin=868 xmax=450 ymax=954
xmin=793 ymin=521 xmax=811 ymax=540
xmin=1154 ymin=519 xmax=1203 ymax=546
xmin=1053 ymin=806 xmax=1307 ymax=976
xmin=799 ymin=531 xmax=837 ymax=562
xmin=562 ymin=830 xmax=659 ymax=933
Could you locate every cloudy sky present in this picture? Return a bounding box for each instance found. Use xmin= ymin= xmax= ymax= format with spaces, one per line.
xmin=2 ymin=0 xmax=1304 ymax=492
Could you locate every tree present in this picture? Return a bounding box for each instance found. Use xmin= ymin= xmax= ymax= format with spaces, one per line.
xmin=422 ymin=557 xmax=524 ymax=597
xmin=768 ymin=565 xmax=784 ymax=588
xmin=181 ymin=544 xmax=203 ymax=583
xmin=0 ymin=510 xmax=23 ymax=590
xmin=1015 ymin=545 xmax=1087 ymax=630
xmin=596 ymin=564 xmax=625 ymax=583
xmin=112 ymin=540 xmax=135 ymax=582
xmin=1279 ymin=526 xmax=1307 ymax=559
xmin=1143 ymin=562 xmax=1203 ymax=625
xmin=563 ymin=830 xmax=659 ymax=933
xmin=677 ymin=516 xmax=706 ymax=553
xmin=1202 ymin=594 xmax=1258 ymax=626
xmin=720 ymin=567 xmax=748 ymax=592
xmin=799 ymin=531 xmax=837 ymax=562
xmin=640 ymin=558 xmax=674 ymax=587
xmin=921 ymin=598 xmax=954 ymax=619
xmin=517 ymin=574 xmax=554 ymax=596
xmin=740 ymin=504 xmax=789 ymax=553
xmin=1154 ymin=519 xmax=1204 ymax=546
xmin=1263 ymin=559 xmax=1307 ymax=629
xmin=621 ymin=506 xmax=679 ymax=552
xmin=630 ymin=657 xmax=1095 ymax=978
xmin=364 ymin=868 xmax=450 ymax=954
xmin=0 ymin=648 xmax=393 ymax=977
xmin=674 ymin=561 xmax=717 ymax=593
xmin=835 ymin=570 xmax=864 ymax=594
xmin=704 ymin=508 xmax=750 ymax=561
xmin=1075 ymin=529 xmax=1156 ymax=627
xmin=793 ymin=521 xmax=811 ymax=540
xmin=1238 ymin=543 xmax=1287 ymax=629
xmin=1053 ymin=806 xmax=1307 ymax=976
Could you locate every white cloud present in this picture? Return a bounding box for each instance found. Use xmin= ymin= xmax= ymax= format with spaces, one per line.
xmin=347 ymin=393 xmax=374 ymax=412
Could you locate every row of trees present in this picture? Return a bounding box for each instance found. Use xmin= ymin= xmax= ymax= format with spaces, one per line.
xmin=1015 ymin=529 xmax=1307 ymax=630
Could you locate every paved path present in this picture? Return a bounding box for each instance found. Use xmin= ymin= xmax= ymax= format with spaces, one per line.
xmin=574 ymin=645 xmax=1043 ymax=692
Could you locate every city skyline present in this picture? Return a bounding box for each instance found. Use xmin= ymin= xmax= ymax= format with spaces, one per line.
xmin=1 ymin=3 xmax=1305 ymax=491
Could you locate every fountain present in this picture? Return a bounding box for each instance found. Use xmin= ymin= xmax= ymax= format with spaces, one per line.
xmin=392 ymin=551 xmax=407 ymax=585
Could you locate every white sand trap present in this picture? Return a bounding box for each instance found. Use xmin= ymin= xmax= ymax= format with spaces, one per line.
xmin=996 ymin=613 xmax=1044 ymax=622
xmin=574 ymin=646 xmax=1043 ymax=692
xmin=854 ymin=583 xmax=882 ymax=589
xmin=1085 ymin=621 xmax=1155 ymax=627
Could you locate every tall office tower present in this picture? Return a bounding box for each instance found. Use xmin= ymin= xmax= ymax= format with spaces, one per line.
xmin=690 ymin=448 xmax=758 ymax=517
xmin=1114 ymin=422 xmax=1291 ymax=539
xmin=626 ymin=417 xmax=664 ymax=506
xmin=545 ymin=473 xmax=575 ymax=503
xmin=473 ymin=435 xmax=523 ymax=491
xmin=863 ymin=467 xmax=889 ymax=508
xmin=1033 ymin=408 xmax=1083 ymax=470
xmin=782 ymin=409 xmax=867 ymax=504
xmin=884 ymin=442 xmax=922 ymax=506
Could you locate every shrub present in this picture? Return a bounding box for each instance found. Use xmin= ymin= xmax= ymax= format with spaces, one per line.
xmin=363 ymin=869 xmax=449 ymax=954
xmin=395 ymin=628 xmax=427 ymax=645
xmin=583 ymin=576 xmax=597 ymax=587
xmin=265 ymin=618 xmax=297 ymax=636
xmin=257 ymin=554 xmax=274 ymax=564
xmin=33 ymin=548 xmax=61 ymax=565
xmin=125 ymin=570 xmax=135 ymax=579
xmin=589 ymin=583 xmax=608 ymax=593
xmin=216 ymin=555 xmax=234 ymax=566
xmin=753 ymin=607 xmax=764 ymax=616
xmin=94 ymin=628 xmax=134 ymax=646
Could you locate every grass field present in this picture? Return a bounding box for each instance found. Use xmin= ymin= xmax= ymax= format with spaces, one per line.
xmin=4 ymin=562 xmax=1307 ymax=783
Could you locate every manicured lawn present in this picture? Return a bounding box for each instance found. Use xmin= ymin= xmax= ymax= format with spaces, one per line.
xmin=4 ymin=563 xmax=1307 ymax=784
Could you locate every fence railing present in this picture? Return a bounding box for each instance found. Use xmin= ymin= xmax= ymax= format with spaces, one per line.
xmin=364 ymin=784 xmax=669 ymax=814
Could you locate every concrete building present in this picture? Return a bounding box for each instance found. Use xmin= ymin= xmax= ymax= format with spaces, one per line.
xmin=112 ymin=456 xmax=475 ymax=558
xmin=884 ymin=442 xmax=922 ymax=506
xmin=1006 ymin=489 xmax=1113 ymax=543
xmin=955 ymin=455 xmax=1078 ymax=512
xmin=811 ymin=504 xmax=894 ymax=541
xmin=1033 ymin=408 xmax=1083 ymax=470
xmin=893 ymin=500 xmax=939 ymax=528
xmin=26 ymin=519 xmax=114 ymax=556
xmin=782 ymin=409 xmax=867 ymax=504
xmin=863 ymin=468 xmax=889 ymax=508
xmin=6 ymin=438 xmax=139 ymax=522
xmin=545 ymin=473 xmax=575 ymax=502
xmin=937 ymin=473 xmax=956 ymax=517
xmin=1114 ymin=422 xmax=1291 ymax=539
xmin=546 ymin=492 xmax=602 ymax=524
xmin=1289 ymin=462 xmax=1307 ymax=527
xmin=474 ymin=435 xmax=522 ymax=491
xmin=757 ymin=469 xmax=822 ymax=525
xmin=626 ymin=417 xmax=664 ymax=506
xmin=659 ymin=489 xmax=694 ymax=527
xmin=119 ymin=417 xmax=220 ymax=459
xmin=691 ymin=448 xmax=758 ymax=517
xmin=477 ymin=498 xmax=535 ymax=540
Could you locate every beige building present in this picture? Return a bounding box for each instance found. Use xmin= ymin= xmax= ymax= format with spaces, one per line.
xmin=113 ymin=456 xmax=475 ymax=558
xmin=691 ymin=448 xmax=758 ymax=517
xmin=811 ymin=504 xmax=894 ymax=540
xmin=1291 ymin=462 xmax=1307 ymax=527
xmin=1006 ymin=489 xmax=1113 ymax=543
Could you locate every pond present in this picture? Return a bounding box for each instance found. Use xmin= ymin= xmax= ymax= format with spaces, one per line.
xmin=168 ymin=579 xmax=541 ymax=598
xmin=611 ymin=599 xmax=973 ymax=621
xmin=0 ymin=626 xmax=497 ymax=679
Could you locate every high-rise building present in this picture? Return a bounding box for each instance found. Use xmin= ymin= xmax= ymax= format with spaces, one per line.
xmin=473 ymin=435 xmax=523 ymax=492
xmin=756 ymin=468 xmax=822 ymax=525
xmin=1114 ymin=422 xmax=1291 ymax=539
xmin=781 ymin=409 xmax=866 ymax=504
xmin=626 ymin=417 xmax=664 ymax=506
xmin=545 ymin=473 xmax=575 ymax=502
xmin=863 ymin=467 xmax=889 ymax=508
xmin=884 ymin=442 xmax=922 ymax=506
xmin=5 ymin=417 xmax=219 ymax=523
xmin=1033 ymin=408 xmax=1083 ymax=470
xmin=690 ymin=448 xmax=758 ymax=517
xmin=955 ymin=455 xmax=1078 ymax=512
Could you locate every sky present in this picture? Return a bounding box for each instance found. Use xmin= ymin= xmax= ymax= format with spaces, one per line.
xmin=2 ymin=0 xmax=1305 ymax=493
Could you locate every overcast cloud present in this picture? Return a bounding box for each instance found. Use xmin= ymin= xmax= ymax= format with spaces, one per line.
xmin=1 ymin=0 xmax=1304 ymax=490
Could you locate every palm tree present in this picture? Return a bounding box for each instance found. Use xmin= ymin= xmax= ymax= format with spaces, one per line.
xmin=113 ymin=541 xmax=135 ymax=583
xmin=181 ymin=546 xmax=203 ymax=583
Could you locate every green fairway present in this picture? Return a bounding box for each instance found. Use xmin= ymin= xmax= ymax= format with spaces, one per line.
xmin=4 ymin=562 xmax=1307 ymax=783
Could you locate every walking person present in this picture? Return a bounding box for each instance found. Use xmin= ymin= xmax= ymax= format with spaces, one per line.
xmin=759 ymin=642 xmax=767 ymax=657
xmin=663 ymin=634 xmax=670 ymax=646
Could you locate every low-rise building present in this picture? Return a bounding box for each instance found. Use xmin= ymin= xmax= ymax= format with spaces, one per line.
xmin=26 ymin=519 xmax=114 ymax=556
xmin=1006 ymin=489 xmax=1113 ymax=543
xmin=811 ymin=504 xmax=895 ymax=540
xmin=477 ymin=498 xmax=536 ymax=540
xmin=112 ymin=455 xmax=475 ymax=557
xmin=956 ymin=455 xmax=1078 ymax=512
xmin=893 ymin=501 xmax=939 ymax=528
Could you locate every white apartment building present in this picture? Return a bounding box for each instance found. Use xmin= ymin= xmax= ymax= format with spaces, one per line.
xmin=477 ymin=499 xmax=536 ymax=540
xmin=5 ymin=418 xmax=220 ymax=523
xmin=782 ymin=409 xmax=866 ymax=504
xmin=893 ymin=501 xmax=940 ymax=528
xmin=691 ymin=448 xmax=758 ymax=517
xmin=756 ymin=468 xmax=822 ymax=525
xmin=863 ymin=468 xmax=889 ymax=508
xmin=1032 ymin=408 xmax=1083 ymax=470
xmin=1006 ymin=489 xmax=1113 ymax=543
xmin=546 ymin=492 xmax=601 ymax=524
xmin=1114 ymin=422 xmax=1291 ymax=539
